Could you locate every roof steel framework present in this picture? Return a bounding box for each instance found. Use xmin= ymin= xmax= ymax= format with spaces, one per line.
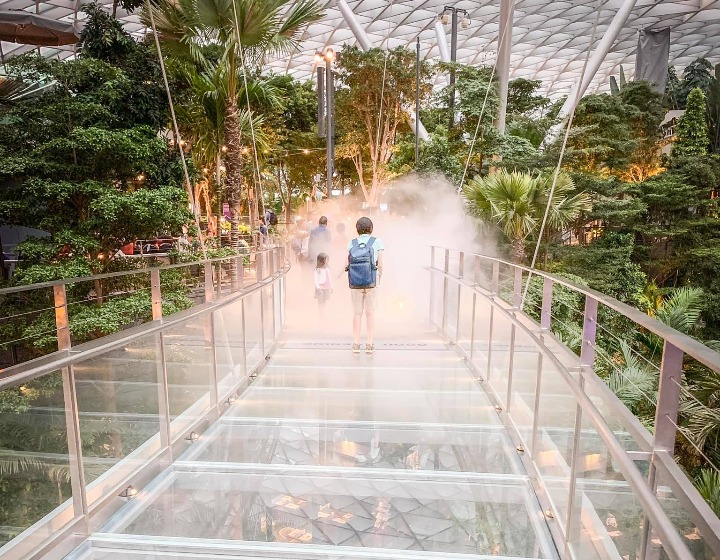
xmin=0 ymin=0 xmax=719 ymax=97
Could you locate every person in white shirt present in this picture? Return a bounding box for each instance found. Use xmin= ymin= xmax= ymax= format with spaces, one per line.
xmin=314 ymin=253 xmax=332 ymax=307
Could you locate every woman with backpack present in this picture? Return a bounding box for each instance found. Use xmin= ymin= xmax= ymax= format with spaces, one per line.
xmin=346 ymin=217 xmax=384 ymax=354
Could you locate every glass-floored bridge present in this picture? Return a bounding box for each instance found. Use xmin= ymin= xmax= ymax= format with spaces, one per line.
xmin=1 ymin=246 xmax=719 ymax=560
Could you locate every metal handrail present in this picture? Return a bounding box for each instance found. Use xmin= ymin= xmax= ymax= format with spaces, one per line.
xmin=429 ymin=246 xmax=720 ymax=560
xmin=0 ymin=261 xmax=288 ymax=389
xmin=0 ymin=246 xmax=274 ymax=297
xmin=432 ymin=247 xmax=720 ymax=373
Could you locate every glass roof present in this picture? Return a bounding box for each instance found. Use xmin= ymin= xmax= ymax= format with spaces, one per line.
xmin=1 ymin=0 xmax=719 ymax=98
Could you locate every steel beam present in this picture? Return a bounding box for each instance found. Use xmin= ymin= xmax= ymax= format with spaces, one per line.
xmin=542 ymin=0 xmax=639 ymax=146
xmin=496 ymin=0 xmax=515 ymax=133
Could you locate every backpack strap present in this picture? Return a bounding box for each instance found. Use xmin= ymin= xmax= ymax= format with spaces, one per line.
xmin=351 ymin=239 xmax=359 ymax=250
xmin=366 ymin=237 xmax=376 ymax=248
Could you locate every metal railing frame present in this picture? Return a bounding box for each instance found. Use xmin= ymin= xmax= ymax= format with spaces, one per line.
xmin=429 ymin=246 xmax=720 ymax=560
xmin=0 ymin=247 xmax=288 ymax=560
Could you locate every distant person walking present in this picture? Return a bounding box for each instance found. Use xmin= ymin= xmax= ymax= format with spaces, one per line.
xmin=347 ymin=217 xmax=384 ymax=354
xmin=308 ymin=215 xmax=332 ymax=264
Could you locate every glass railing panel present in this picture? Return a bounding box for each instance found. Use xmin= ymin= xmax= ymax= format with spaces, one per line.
xmin=244 ymin=291 xmax=263 ymax=371
xmin=456 ymin=285 xmax=472 ymax=352
xmin=653 ymin=454 xmax=717 ymax=559
xmin=469 ymin=295 xmax=493 ymax=372
xmin=0 ymin=371 xmax=74 ymax=550
xmin=214 ymin=299 xmax=247 ymax=397
xmin=273 ymin=281 xmax=283 ymax=339
xmin=106 ymin=471 xmax=554 ymax=558
xmin=566 ymin=413 xmax=646 ymax=560
xmin=73 ymin=337 xmax=161 ymax=489
xmin=531 ymin=360 xmax=577 ymax=532
xmin=162 ymin=320 xmax=214 ymax=439
xmin=486 ymin=311 xmax=514 ymax=409
xmin=507 ymin=328 xmax=542 ymax=452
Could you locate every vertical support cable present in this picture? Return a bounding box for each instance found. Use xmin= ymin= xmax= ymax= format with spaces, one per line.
xmin=441 ymin=249 xmax=449 ymax=334
xmin=580 ymin=296 xmax=598 ymax=368
xmin=506 ymin=324 xmax=516 ymax=410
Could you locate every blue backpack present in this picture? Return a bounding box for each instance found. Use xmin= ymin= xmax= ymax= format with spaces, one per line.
xmin=347 ymin=237 xmax=377 ymax=289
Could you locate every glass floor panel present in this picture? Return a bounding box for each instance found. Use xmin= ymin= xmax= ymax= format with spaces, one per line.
xmin=101 ymin=471 xmax=554 ymax=558
xmin=226 ymin=386 xmax=499 ymax=425
xmin=182 ymin=421 xmax=521 ymax=474
xmin=64 ymin=336 xmax=556 ymax=560
xmin=268 ymin=349 xmax=467 ymax=369
xmin=256 ymin=366 xmax=478 ymax=391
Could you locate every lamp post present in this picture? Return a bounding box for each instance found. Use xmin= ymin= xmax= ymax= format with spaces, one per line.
xmin=440 ymin=7 xmax=469 ymax=130
xmin=315 ymin=48 xmax=336 ymax=203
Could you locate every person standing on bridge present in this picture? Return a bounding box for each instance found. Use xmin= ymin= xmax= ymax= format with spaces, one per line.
xmin=308 ymin=215 xmax=332 ymax=265
xmin=347 ymin=217 xmax=384 ymax=354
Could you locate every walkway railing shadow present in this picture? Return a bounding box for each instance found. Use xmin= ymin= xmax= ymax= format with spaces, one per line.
xmin=0 ymin=246 xmax=288 ymax=560
xmin=429 ymin=246 xmax=720 ymax=560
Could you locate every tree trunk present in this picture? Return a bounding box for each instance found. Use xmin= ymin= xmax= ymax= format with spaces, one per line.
xmin=224 ymin=96 xmax=243 ymax=251
xmin=512 ymin=238 xmax=525 ymax=264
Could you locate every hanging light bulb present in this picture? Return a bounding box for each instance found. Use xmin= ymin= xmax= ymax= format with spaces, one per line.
xmin=440 ymin=12 xmax=449 ymax=25
xmin=314 ymin=52 xmax=324 ymax=63
xmin=460 ymin=15 xmax=470 ymax=29
xmin=324 ymin=48 xmax=335 ymax=61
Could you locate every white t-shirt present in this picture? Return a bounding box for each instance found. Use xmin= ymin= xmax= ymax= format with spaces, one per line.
xmin=314 ymin=267 xmax=332 ymax=290
xmin=347 ymin=235 xmax=384 ymax=265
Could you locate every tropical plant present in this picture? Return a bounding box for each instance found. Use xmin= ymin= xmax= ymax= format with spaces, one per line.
xmin=463 ymin=170 xmax=591 ymax=262
xmin=696 ymin=469 xmax=720 ymax=517
xmin=603 ymin=341 xmax=657 ymax=418
xmin=145 ymin=0 xmax=323 ymax=243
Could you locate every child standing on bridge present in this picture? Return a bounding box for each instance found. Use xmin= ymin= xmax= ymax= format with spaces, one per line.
xmin=314 ymin=253 xmax=332 ymax=309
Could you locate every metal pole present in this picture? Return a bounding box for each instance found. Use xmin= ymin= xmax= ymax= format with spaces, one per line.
xmin=448 ymin=8 xmax=458 ymax=130
xmin=317 ymin=67 xmax=326 ymax=138
xmin=325 ymin=56 xmax=334 ymax=200
xmin=415 ymin=38 xmax=420 ymax=165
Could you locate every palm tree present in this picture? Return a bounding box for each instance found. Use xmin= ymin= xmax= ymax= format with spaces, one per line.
xmin=463 ymin=170 xmax=591 ymax=263
xmin=144 ymin=0 xmax=323 ymax=243
xmin=175 ymin=63 xmax=274 ymax=236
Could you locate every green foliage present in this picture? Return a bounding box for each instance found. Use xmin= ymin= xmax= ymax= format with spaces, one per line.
xmin=673 ymin=88 xmax=709 ymax=158
xmin=696 ymin=469 xmax=720 ymax=517
xmin=553 ymin=233 xmax=647 ymax=306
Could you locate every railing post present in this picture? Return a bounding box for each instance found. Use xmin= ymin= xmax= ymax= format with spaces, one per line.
xmin=530 ymin=352 xmax=543 ymax=454
xmin=474 ymin=255 xmax=481 ymax=286
xmin=491 ymin=261 xmax=499 ymax=295
xmin=455 ymin=252 xmax=463 ymax=342
xmin=513 ymin=267 xmax=523 ymax=309
xmin=580 ymin=296 xmax=598 ymax=368
xmin=151 ymin=269 xmax=162 ymax=320
xmin=441 ymin=249 xmax=449 ymax=334
xmin=206 ymin=312 xmax=220 ymax=413
xmin=505 ymin=323 xmax=516 ymax=410
xmin=62 ymin=365 xmax=88 ymax=525
xmin=215 ymin=263 xmax=222 ymax=299
xmin=155 ymin=332 xmax=172 ymax=453
xmin=469 ymin=292 xmax=477 ymax=361
xmin=53 ymin=284 xmax=71 ymax=350
xmin=564 ymin=374 xmax=586 ymax=550
xmin=256 ymin=251 xmax=264 ymax=282
xmin=654 ymin=341 xmax=684 ymax=452
xmin=429 ymin=247 xmax=436 ymax=324
xmin=204 ymin=262 xmax=214 ymax=303
xmin=260 ymin=287 xmax=266 ymax=355
xmin=238 ymin=253 xmax=245 ymax=288
xmin=540 ymin=277 xmax=553 ymax=331
xmin=241 ymin=298 xmax=248 ymax=377
xmin=486 ymin=306 xmax=495 ymax=380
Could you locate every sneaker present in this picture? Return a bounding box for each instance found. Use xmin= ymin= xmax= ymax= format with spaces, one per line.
xmin=352 ymin=343 xmax=361 ymax=354
xmin=365 ymin=344 xmax=374 ymax=355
